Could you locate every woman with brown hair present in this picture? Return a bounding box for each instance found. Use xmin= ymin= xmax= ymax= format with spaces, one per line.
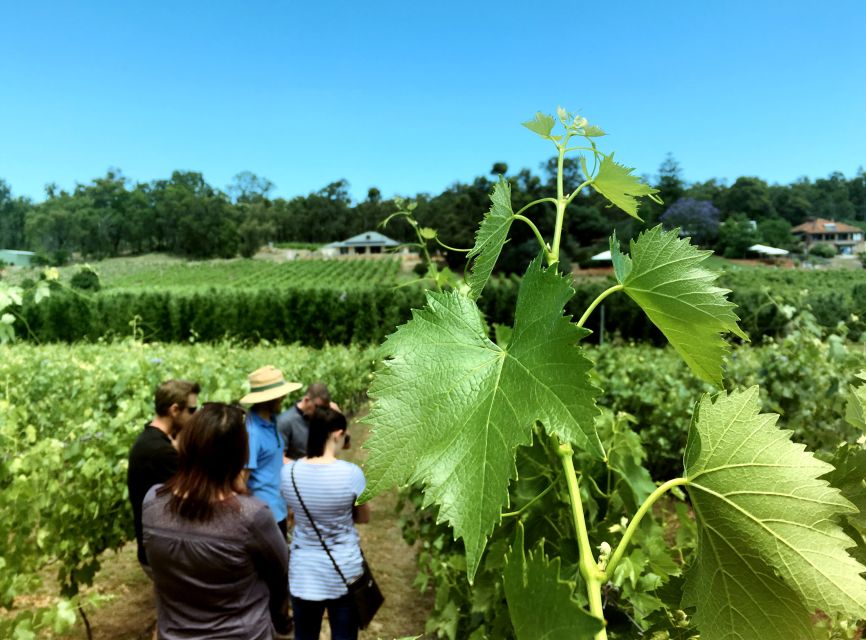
xmin=142 ymin=402 xmax=291 ymax=640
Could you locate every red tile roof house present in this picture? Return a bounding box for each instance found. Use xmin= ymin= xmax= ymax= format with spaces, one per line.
xmin=791 ymin=218 xmax=865 ymax=256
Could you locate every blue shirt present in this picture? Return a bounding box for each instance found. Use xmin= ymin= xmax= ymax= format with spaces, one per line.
xmin=280 ymin=459 xmax=366 ymax=600
xmin=245 ymin=412 xmax=287 ymax=522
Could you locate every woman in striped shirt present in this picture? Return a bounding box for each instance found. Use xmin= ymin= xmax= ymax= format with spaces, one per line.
xmin=280 ymin=407 xmax=371 ymax=640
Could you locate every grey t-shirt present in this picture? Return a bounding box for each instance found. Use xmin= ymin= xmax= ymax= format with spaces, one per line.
xmin=142 ymin=486 xmax=289 ymax=640
xmin=277 ymin=404 xmax=309 ymax=459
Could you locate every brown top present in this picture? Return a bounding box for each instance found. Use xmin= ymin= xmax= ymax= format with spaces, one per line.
xmin=142 ymin=487 xmax=289 ymax=640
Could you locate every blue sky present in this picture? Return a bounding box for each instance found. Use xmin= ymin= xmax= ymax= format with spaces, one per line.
xmin=2 ymin=0 xmax=864 ymax=203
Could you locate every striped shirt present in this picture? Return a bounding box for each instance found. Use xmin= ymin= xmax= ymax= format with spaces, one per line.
xmin=280 ymin=459 xmax=366 ymax=601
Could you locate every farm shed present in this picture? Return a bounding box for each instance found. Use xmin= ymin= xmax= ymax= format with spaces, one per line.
xmin=0 ymin=249 xmax=36 ymax=267
xmin=320 ymin=231 xmax=403 ymax=257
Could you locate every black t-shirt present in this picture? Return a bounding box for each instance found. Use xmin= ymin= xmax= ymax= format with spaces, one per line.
xmin=127 ymin=424 xmax=178 ymax=565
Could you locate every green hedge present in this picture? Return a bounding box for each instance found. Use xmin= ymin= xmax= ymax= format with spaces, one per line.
xmin=17 ymin=286 xmax=426 ymax=346
xmin=14 ymin=268 xmax=866 ymax=345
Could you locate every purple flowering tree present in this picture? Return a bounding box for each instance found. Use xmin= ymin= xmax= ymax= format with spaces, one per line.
xmin=660 ymin=198 xmax=720 ymax=246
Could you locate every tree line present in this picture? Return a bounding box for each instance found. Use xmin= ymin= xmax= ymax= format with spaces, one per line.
xmin=1 ymin=158 xmax=865 ymax=267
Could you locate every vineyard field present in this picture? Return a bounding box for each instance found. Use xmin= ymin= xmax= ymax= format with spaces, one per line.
xmin=106 ymin=257 xmax=402 ymax=290
xmin=2 ymin=325 xmax=863 ymax=637
xmin=5 ymin=255 xmax=404 ymax=290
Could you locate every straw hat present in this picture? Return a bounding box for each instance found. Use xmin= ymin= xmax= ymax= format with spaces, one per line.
xmin=240 ymin=366 xmax=302 ymax=404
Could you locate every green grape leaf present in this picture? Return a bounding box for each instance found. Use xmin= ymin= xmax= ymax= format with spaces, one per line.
xmin=595 ymin=411 xmax=655 ymax=506
xmin=579 ymin=155 xmax=590 ymax=184
xmin=493 ymin=323 xmax=513 ymax=348
xmin=823 ymin=443 xmax=866 ymax=570
xmin=611 ymin=226 xmax=747 ymax=387
xmin=13 ymin=622 xmax=36 ymax=640
xmin=822 ymin=443 xmax=866 ymax=531
xmin=0 ymin=317 xmax=14 ymax=342
xmin=504 ymin=523 xmax=603 ymax=639
xmin=682 ymin=388 xmax=866 ymax=640
xmin=362 ymin=257 xmax=602 ymax=579
xmin=522 ymin=111 xmax=556 ymax=139
xmin=592 ymin=153 xmax=659 ymax=219
xmin=34 ymin=282 xmax=51 ymax=304
xmin=582 ymin=124 xmax=606 ymax=137
xmin=465 ymin=178 xmax=515 ymax=300
xmin=0 ymin=284 xmax=23 ymax=309
xmin=845 ymin=371 xmax=866 ymax=431
xmin=53 ymin=600 xmax=78 ymax=633
xmin=607 ymin=426 xmax=656 ymax=506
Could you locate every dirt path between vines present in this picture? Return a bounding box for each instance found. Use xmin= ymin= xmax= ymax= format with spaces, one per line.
xmin=44 ymin=418 xmax=432 ymax=640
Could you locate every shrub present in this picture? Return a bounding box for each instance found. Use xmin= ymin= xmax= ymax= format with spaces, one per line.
xmin=809 ymin=242 xmax=837 ymax=258
xmin=69 ymin=267 xmax=101 ymax=292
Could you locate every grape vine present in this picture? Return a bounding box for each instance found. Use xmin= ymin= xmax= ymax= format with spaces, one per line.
xmin=362 ymin=108 xmax=866 ymax=638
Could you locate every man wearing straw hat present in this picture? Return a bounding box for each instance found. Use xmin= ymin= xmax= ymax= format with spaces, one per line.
xmin=241 ymin=366 xmax=302 ymax=539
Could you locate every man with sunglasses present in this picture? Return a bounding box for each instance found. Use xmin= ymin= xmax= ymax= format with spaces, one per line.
xmin=127 ymin=379 xmax=201 ymax=575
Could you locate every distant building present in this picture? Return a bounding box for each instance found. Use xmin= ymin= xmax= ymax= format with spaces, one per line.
xmin=0 ymin=249 xmax=35 ymax=267
xmin=791 ymin=219 xmax=865 ymax=256
xmin=320 ymin=231 xmax=403 ymax=257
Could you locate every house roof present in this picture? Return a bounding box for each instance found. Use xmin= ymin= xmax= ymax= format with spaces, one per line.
xmin=791 ymin=218 xmax=861 ymax=234
xmin=322 ymin=231 xmax=401 ymax=249
xmin=341 ymin=231 xmax=400 ymax=246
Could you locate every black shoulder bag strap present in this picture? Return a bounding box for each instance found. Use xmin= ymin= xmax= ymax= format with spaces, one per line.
xmin=290 ymin=462 xmax=351 ymax=588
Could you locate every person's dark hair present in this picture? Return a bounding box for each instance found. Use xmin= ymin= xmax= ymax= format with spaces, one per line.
xmin=306 ymin=382 xmax=331 ymax=402
xmin=250 ymin=397 xmax=283 ymax=416
xmin=154 ymin=379 xmax=201 ymax=417
xmin=158 ymin=403 xmax=248 ymax=521
xmin=306 ymin=407 xmax=347 ymax=457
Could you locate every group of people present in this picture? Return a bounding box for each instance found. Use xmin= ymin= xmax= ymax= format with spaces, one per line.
xmin=126 ymin=366 xmax=371 ymax=640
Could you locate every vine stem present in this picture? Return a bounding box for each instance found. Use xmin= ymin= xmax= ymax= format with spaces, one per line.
xmin=565 ymin=178 xmax=594 ymax=208
xmin=9 ymin=308 xmax=40 ymax=343
xmin=513 ymin=214 xmax=554 ymax=263
xmin=576 ymin=284 xmax=623 ymax=328
xmin=434 ymin=238 xmax=470 ymax=253
xmin=558 ymin=441 xmax=608 ymax=639
xmin=602 ymin=477 xmax=689 ymax=580
xmin=513 ymin=197 xmax=558 ymax=219
xmin=500 ymin=482 xmax=556 ymax=518
xmin=550 ymin=142 xmax=568 ymax=265
xmin=78 ymin=603 xmax=93 ymax=640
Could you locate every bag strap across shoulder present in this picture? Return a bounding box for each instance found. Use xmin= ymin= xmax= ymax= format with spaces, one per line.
xmin=290 ymin=462 xmax=351 ymax=587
